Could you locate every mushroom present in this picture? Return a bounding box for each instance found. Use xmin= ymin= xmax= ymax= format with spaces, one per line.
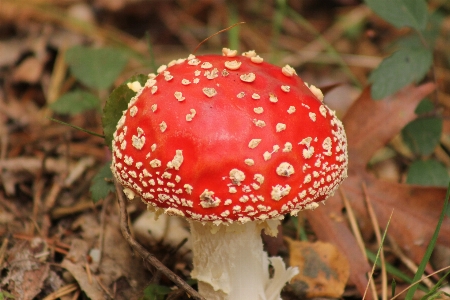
xmin=111 ymin=49 xmax=348 ymax=299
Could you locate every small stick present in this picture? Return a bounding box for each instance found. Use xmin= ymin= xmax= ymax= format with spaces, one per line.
xmin=114 ymin=181 xmax=205 ymax=300
xmin=193 ymin=22 xmax=245 ymax=54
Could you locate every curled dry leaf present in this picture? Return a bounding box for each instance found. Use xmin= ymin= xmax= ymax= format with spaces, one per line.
xmin=306 ymin=83 xmax=450 ymax=298
xmin=287 ymin=238 xmax=350 ymax=298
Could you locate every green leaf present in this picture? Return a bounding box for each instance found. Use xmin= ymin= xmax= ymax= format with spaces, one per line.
xmin=369 ymin=47 xmax=433 ymax=99
xmin=90 ymin=162 xmax=115 ymax=203
xmin=140 ymin=284 xmax=172 ymax=300
xmin=401 ymin=116 xmax=442 ymax=156
xmin=65 ymin=46 xmax=128 ymax=89
xmin=405 ymin=182 xmax=449 ymax=299
xmin=102 ymin=74 xmax=147 ymax=150
xmin=406 ymin=160 xmax=449 ymax=187
xmin=50 ymin=90 xmax=100 ymax=115
xmin=364 ymin=0 xmax=428 ymax=31
xmin=414 ymin=98 xmax=434 ymax=114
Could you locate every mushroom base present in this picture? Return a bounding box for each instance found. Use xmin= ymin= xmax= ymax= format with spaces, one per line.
xmin=190 ymin=220 xmax=298 ymax=300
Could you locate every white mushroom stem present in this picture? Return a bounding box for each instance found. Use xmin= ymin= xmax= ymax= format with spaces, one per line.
xmin=190 ymin=220 xmax=299 ymax=300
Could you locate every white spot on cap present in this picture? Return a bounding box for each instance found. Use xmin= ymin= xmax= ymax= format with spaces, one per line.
xmin=248 ymin=139 xmax=262 ymax=149
xmin=252 ymin=93 xmax=261 ymax=100
xmin=271 ymin=184 xmax=291 ymax=201
xmin=254 ymin=174 xmax=264 ymax=184
xmin=222 ymin=48 xmax=237 ymax=57
xmin=167 ymin=150 xmax=184 ymax=170
xmin=157 ymin=65 xmax=167 ymax=73
xmin=151 ymin=144 xmax=157 ymax=151
xmin=202 ymin=87 xmax=217 ymax=98
xmin=245 ymin=159 xmax=255 ymax=166
xmin=282 ymin=65 xmax=296 ymax=77
xmin=253 ymin=107 xmax=264 ymax=114
xmin=188 ymin=58 xmax=201 ymax=66
xmin=319 ymin=105 xmax=327 ymax=117
xmin=287 ymin=106 xmax=296 ymax=114
xmin=263 ymin=151 xmax=271 ymax=161
xmin=127 ymin=81 xmax=142 ymax=93
xmin=129 ymin=106 xmax=138 ymax=117
xmin=186 ymin=109 xmax=196 ymax=121
xmin=151 ymin=104 xmax=157 ymax=112
xmin=300 ymin=137 xmax=314 ymax=159
xmin=242 ymin=50 xmax=256 ymax=57
xmin=159 ymin=121 xmax=167 ymax=132
xmin=193 ymin=78 xmax=200 ymax=84
xmin=322 ymin=137 xmax=332 ymax=156
xmin=229 ymin=186 xmax=237 ymax=193
xmin=276 ymin=123 xmax=286 ymax=132
xmin=184 ymin=184 xmax=193 ymax=194
xmin=276 ymin=162 xmax=295 ymax=177
xmin=132 ymin=135 xmax=145 ymax=150
xmin=230 ymin=169 xmax=246 ymax=185
xmin=269 ymin=94 xmax=278 ymax=103
xmin=309 ymin=112 xmax=316 ymax=122
xmin=150 ymin=159 xmax=161 ymax=168
xmin=281 ymin=85 xmax=290 ymax=92
xmin=283 ymin=142 xmax=293 ymax=152
xmin=250 ymin=56 xmax=263 ymax=63
xmin=304 ymin=174 xmax=312 ymax=183
xmin=151 ymin=86 xmax=158 ymax=94
xmin=240 ymin=73 xmax=256 ymax=83
xmin=201 ymin=62 xmax=213 ymax=69
xmin=174 ymin=92 xmax=185 ymax=102
xmin=145 ymin=78 xmax=156 ymax=88
xmin=237 ymin=92 xmax=245 ymax=99
xmin=200 ymin=190 xmax=220 ymax=208
xmin=123 ymin=188 xmax=135 ymax=200
xmin=182 ymin=79 xmax=191 ymax=85
xmin=224 ymin=60 xmax=241 ymax=70
xmin=253 ymin=119 xmax=266 ymax=127
xmin=307 ymin=84 xmax=324 ymax=101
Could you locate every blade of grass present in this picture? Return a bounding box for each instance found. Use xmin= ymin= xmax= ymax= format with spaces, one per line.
xmin=48 ymin=117 xmax=105 ymax=139
xmin=145 ymin=32 xmax=157 ymax=73
xmin=362 ymin=210 xmax=394 ymax=300
xmin=391 ymin=265 xmax=450 ymax=300
xmin=365 ymin=250 xmax=428 ymax=293
xmin=286 ymin=8 xmax=363 ymax=88
xmin=227 ymin=3 xmax=240 ymax=51
xmin=270 ymin=0 xmax=288 ymax=64
xmin=420 ymin=270 xmax=450 ymax=300
xmin=404 ymin=182 xmax=450 ymax=299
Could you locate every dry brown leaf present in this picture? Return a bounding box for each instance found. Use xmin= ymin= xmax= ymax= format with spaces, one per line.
xmin=287 ymin=239 xmax=350 ymax=298
xmin=306 ymin=83 xmax=450 ymax=299
xmin=1 ymin=239 xmax=50 ymax=299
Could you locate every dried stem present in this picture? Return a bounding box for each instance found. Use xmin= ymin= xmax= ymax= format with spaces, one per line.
xmin=114 ymin=181 xmax=205 ymax=300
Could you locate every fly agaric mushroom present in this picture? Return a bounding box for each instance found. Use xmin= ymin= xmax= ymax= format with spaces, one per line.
xmin=111 ymin=48 xmax=348 ymax=299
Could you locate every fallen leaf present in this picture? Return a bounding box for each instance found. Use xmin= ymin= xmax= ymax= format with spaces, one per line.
xmin=287 ymin=238 xmax=350 ymax=298
xmin=1 ymin=240 xmax=50 ymax=299
xmin=306 ymin=83 xmax=450 ymax=298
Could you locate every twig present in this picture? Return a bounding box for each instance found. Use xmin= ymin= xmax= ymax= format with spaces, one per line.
xmin=114 ymin=181 xmax=205 ymax=300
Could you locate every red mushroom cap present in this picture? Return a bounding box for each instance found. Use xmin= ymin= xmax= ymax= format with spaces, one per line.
xmin=111 ymin=50 xmax=348 ymax=224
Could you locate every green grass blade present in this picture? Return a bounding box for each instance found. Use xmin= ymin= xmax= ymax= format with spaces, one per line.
xmin=405 ymin=182 xmax=450 ymax=299
xmin=366 ymin=250 xmax=428 ymax=292
xmin=227 ymin=3 xmax=239 ymax=51
xmin=48 ymin=117 xmax=105 ymax=138
xmin=363 ymin=210 xmax=393 ymax=299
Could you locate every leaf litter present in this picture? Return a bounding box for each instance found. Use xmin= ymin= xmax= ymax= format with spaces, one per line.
xmin=1 ymin=0 xmax=450 ymax=299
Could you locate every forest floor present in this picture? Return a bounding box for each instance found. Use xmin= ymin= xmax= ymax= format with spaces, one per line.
xmin=1 ymin=0 xmax=450 ymax=299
